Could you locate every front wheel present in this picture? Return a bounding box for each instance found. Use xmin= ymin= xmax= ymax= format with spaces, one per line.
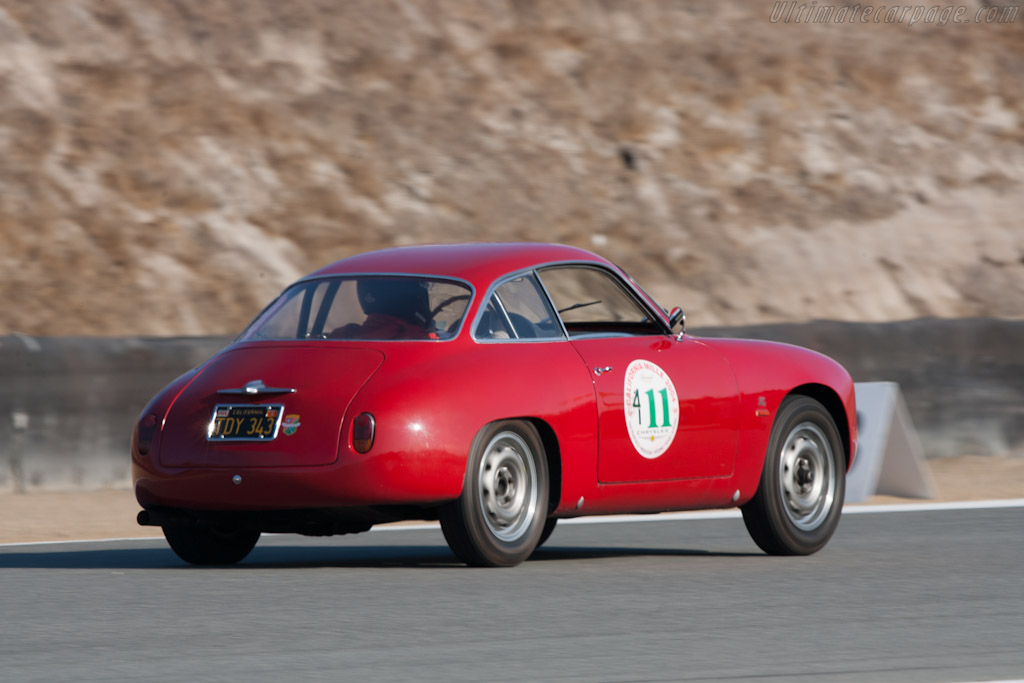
xmin=741 ymin=396 xmax=845 ymax=555
xmin=440 ymin=420 xmax=549 ymax=567
xmin=162 ymin=524 xmax=260 ymax=565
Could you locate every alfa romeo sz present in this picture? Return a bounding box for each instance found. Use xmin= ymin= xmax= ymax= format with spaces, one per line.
xmin=132 ymin=243 xmax=856 ymax=566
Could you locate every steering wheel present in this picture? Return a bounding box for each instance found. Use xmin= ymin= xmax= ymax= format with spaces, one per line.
xmin=430 ymin=294 xmax=471 ymax=319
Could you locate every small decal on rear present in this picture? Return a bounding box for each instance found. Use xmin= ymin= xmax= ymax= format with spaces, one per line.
xmin=282 ymin=414 xmax=301 ymax=436
xmin=624 ymin=359 xmax=680 ymax=459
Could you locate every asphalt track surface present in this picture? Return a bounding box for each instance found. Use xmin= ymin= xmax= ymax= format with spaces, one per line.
xmin=2 ymin=504 xmax=1022 ymax=683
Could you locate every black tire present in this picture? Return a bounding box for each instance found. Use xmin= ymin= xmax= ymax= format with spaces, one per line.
xmin=741 ymin=396 xmax=845 ymax=555
xmin=162 ymin=524 xmax=261 ymax=566
xmin=440 ymin=420 xmax=549 ymax=567
xmin=528 ymin=517 xmax=558 ymax=558
xmin=537 ymin=517 xmax=558 ymax=548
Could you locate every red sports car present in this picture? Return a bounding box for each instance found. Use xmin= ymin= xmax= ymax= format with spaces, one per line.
xmin=133 ymin=243 xmax=857 ymax=567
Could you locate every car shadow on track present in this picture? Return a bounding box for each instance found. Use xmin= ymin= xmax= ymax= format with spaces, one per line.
xmin=0 ymin=543 xmax=759 ymax=569
xmin=0 ymin=546 xmax=182 ymax=570
xmin=238 ymin=544 xmax=760 ymax=569
xmin=530 ymin=546 xmax=760 ymax=562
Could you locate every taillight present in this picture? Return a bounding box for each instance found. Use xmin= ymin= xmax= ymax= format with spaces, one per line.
xmin=137 ymin=414 xmax=158 ymax=455
xmin=352 ymin=413 xmax=375 ymax=454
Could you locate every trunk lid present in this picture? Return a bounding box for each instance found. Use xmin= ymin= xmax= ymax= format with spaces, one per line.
xmin=159 ymin=344 xmax=384 ymax=468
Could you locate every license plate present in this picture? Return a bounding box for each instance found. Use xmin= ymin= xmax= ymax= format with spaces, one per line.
xmin=207 ymin=404 xmax=284 ymax=441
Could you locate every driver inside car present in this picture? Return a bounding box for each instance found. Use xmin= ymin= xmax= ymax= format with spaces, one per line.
xmin=329 ymin=278 xmax=434 ymax=340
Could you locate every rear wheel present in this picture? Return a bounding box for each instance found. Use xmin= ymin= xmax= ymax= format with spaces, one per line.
xmin=162 ymin=525 xmax=260 ymax=566
xmin=741 ymin=396 xmax=845 ymax=555
xmin=440 ymin=421 xmax=548 ymax=567
xmin=537 ymin=517 xmax=558 ymax=548
xmin=529 ymin=518 xmax=558 ymax=558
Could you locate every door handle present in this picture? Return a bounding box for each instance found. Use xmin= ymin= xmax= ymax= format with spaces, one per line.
xmin=593 ymin=366 xmax=613 ymax=376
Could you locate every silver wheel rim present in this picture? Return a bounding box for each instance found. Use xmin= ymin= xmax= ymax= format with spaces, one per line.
xmin=778 ymin=421 xmax=836 ymax=531
xmin=477 ymin=431 xmax=539 ymax=542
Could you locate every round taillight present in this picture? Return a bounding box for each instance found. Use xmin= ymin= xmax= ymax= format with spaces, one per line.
xmin=137 ymin=414 xmax=158 ymax=455
xmin=352 ymin=412 xmax=375 ymax=454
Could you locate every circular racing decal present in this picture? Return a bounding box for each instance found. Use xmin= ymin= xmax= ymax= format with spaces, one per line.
xmin=623 ymin=359 xmax=680 ymax=459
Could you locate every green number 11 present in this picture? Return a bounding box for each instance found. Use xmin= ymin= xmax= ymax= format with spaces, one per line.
xmin=643 ymin=388 xmax=672 ymax=428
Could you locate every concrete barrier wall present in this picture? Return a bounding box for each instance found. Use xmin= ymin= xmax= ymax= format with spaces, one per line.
xmin=0 ymin=335 xmax=230 ymax=492
xmin=1 ymin=318 xmax=1021 ymax=492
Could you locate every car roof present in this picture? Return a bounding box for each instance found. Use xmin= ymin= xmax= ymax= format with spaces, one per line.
xmin=304 ymin=242 xmax=612 ymax=285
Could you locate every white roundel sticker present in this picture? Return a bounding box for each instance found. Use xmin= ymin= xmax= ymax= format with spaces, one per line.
xmin=623 ymin=359 xmax=680 ymax=459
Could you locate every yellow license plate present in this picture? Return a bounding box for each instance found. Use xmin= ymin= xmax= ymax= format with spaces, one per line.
xmin=207 ymin=404 xmax=284 ymax=441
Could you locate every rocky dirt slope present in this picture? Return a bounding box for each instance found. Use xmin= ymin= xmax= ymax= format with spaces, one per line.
xmin=1 ymin=0 xmax=1022 ymax=336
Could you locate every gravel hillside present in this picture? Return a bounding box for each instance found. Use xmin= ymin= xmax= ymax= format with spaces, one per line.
xmin=1 ymin=0 xmax=1022 ymax=336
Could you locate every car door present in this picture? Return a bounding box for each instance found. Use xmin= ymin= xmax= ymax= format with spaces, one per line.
xmin=538 ymin=265 xmax=740 ymax=483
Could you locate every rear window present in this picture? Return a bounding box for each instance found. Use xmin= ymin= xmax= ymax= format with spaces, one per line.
xmin=240 ymin=276 xmax=472 ymax=341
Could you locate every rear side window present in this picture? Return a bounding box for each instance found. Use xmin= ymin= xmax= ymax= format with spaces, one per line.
xmin=241 ymin=276 xmax=472 ymax=341
xmin=475 ymin=275 xmax=563 ymax=341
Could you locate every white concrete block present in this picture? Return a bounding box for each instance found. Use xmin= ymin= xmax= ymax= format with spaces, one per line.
xmin=847 ymin=382 xmax=937 ymax=503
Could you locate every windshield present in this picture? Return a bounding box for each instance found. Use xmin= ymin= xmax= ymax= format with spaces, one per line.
xmin=240 ymin=276 xmax=473 ymax=341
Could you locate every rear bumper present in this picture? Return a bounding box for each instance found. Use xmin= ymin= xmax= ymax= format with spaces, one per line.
xmin=132 ymin=446 xmax=465 ymax=513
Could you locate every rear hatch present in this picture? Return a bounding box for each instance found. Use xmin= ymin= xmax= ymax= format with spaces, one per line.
xmin=159 ymin=344 xmax=384 ymax=468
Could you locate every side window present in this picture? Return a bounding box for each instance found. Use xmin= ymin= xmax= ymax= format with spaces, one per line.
xmin=539 ymin=266 xmax=664 ymax=338
xmin=475 ymin=275 xmax=563 ymax=341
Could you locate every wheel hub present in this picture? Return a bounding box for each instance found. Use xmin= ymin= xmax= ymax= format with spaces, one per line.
xmin=495 ymin=466 xmax=516 ymax=503
xmin=778 ymin=422 xmax=836 ymax=531
xmin=477 ymin=433 xmax=539 ymax=542
xmin=795 ymin=458 xmax=815 ymax=490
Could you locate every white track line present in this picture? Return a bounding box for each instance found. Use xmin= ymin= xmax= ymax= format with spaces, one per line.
xmin=2 ymin=499 xmax=1022 ymax=548
xmin=549 ymin=497 xmax=1024 ymax=526
xmin=0 ymin=536 xmax=164 ymax=548
xmin=844 ymin=498 xmax=1024 ymax=514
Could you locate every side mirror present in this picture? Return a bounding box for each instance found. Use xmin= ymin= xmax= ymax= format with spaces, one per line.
xmin=668 ymin=307 xmax=685 ymax=334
